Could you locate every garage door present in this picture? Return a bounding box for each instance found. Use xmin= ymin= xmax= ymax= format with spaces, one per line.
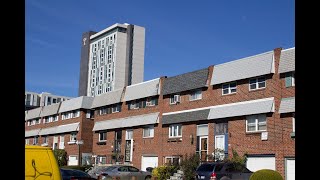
xmin=246 ymin=156 xmax=275 ymax=172
xmin=141 ymin=156 xmax=158 ymax=172
xmin=286 ymin=158 xmax=295 ymax=180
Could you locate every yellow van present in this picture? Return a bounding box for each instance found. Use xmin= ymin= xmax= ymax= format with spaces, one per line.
xmin=25 ymin=145 xmax=62 ymax=180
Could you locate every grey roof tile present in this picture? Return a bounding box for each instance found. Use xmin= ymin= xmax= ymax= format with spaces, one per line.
xmin=162 ymin=68 xmax=209 ymax=95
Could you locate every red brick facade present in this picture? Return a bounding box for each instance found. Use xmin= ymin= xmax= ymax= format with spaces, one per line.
xmin=25 ymin=47 xmax=295 ymax=178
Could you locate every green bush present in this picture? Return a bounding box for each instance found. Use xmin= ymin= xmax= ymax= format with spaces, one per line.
xmin=249 ymin=169 xmax=283 ymax=180
xmin=53 ymin=149 xmax=67 ymax=167
xmin=180 ymin=153 xmax=200 ymax=180
xmin=152 ymin=166 xmax=176 ymax=180
xmin=226 ymin=149 xmax=247 ymax=171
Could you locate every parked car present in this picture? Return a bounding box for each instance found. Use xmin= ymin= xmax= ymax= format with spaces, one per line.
xmin=97 ymin=165 xmax=152 ymax=180
xmin=60 ymin=168 xmax=97 ymax=180
xmin=87 ymin=166 xmax=118 ymax=179
xmin=195 ymin=162 xmax=253 ymax=180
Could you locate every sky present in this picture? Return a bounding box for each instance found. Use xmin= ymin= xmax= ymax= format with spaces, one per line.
xmin=25 ymin=0 xmax=295 ymax=98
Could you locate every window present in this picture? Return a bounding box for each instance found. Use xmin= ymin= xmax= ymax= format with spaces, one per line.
xmin=170 ymin=94 xmax=180 ymax=104
xmin=27 ymin=121 xmax=31 ymax=126
xmin=246 ymin=114 xmax=267 ymax=132
xmin=126 ymin=129 xmax=133 ymax=140
xmin=97 ymin=155 xmax=107 ymax=165
xmin=52 ymin=115 xmax=58 ymax=122
xmin=35 ymin=119 xmax=40 ymax=124
xmin=62 ymin=110 xmax=80 ymax=120
xmin=99 ymin=132 xmax=107 ymax=142
xmin=285 ymin=72 xmax=295 ymax=87
xmin=43 ymin=136 xmax=48 ymax=144
xmin=143 ymin=126 xmax=154 ymax=138
xmin=165 ymin=156 xmax=180 ymax=166
xmin=190 ymin=89 xmax=202 ymax=101
xmin=99 ymin=107 xmax=108 ymax=115
xmin=44 ymin=117 xmax=50 ymax=123
xmin=129 ymin=101 xmax=139 ymax=109
xmin=70 ymin=133 xmax=77 ymax=142
xmin=25 ymin=139 xmax=29 ymax=145
xmin=249 ymin=77 xmax=266 ymax=90
xmin=222 ymin=82 xmax=237 ymax=95
xmin=146 ymin=97 xmax=158 ymax=106
xmin=292 ymin=114 xmax=295 ymax=132
xmin=33 ymin=136 xmax=38 ymax=145
xmin=169 ymin=124 xmax=182 ymax=138
xmin=112 ymin=104 xmax=121 ymax=113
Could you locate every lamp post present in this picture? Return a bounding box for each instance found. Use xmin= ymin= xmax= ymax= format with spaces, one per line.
xmin=76 ymin=140 xmax=84 ymax=166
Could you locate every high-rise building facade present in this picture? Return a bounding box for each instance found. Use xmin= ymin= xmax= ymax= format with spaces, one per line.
xmin=25 ymin=91 xmax=72 ymax=110
xmin=78 ymin=23 xmax=145 ymax=97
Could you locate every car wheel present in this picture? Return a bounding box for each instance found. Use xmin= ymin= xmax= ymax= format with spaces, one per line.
xmin=145 ymin=175 xmax=152 ymax=180
xmin=220 ymin=176 xmax=231 ymax=180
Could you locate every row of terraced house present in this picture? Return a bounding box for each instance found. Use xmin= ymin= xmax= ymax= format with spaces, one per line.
xmin=25 ymin=47 xmax=295 ymax=179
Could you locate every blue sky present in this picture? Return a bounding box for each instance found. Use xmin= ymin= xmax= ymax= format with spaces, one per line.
xmin=25 ymin=0 xmax=295 ymax=97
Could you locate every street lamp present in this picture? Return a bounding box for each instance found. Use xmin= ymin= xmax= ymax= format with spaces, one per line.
xmin=76 ymin=140 xmax=84 ymax=166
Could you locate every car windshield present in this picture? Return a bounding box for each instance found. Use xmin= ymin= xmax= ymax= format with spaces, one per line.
xmin=197 ymin=163 xmax=224 ymax=172
xmin=197 ymin=164 xmax=215 ymax=171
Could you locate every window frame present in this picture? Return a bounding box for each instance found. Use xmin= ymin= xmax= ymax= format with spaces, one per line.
xmin=143 ymin=125 xmax=154 ymax=138
xmin=165 ymin=156 xmax=181 ymax=166
xmin=222 ymin=82 xmax=237 ymax=95
xmin=70 ymin=133 xmax=77 ymax=142
xmin=99 ymin=131 xmax=107 ymax=142
xmin=33 ymin=136 xmax=39 ymax=145
xmin=249 ymin=76 xmax=266 ymax=91
xmin=170 ymin=94 xmax=180 ymax=104
xmin=292 ymin=113 xmax=295 ymax=132
xmin=246 ymin=114 xmax=267 ymax=133
xmin=169 ymin=124 xmax=182 ymax=138
xmin=189 ymin=89 xmax=202 ymax=101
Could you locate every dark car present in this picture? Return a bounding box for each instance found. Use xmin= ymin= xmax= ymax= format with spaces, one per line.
xmin=97 ymin=165 xmax=152 ymax=180
xmin=60 ymin=168 xmax=97 ymax=180
xmin=195 ymin=162 xmax=253 ymax=180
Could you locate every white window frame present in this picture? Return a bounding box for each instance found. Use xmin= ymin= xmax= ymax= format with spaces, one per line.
xmin=170 ymin=94 xmax=180 ymax=104
xmin=143 ymin=125 xmax=154 ymax=138
xmin=44 ymin=117 xmax=50 ymax=123
xmin=292 ymin=72 xmax=295 ymax=86
xmin=146 ymin=98 xmax=156 ymax=107
xmin=53 ymin=115 xmax=58 ymax=122
xmin=130 ymin=101 xmax=139 ymax=109
xmin=27 ymin=121 xmax=31 ymax=126
xmin=70 ymin=133 xmax=77 ymax=142
xmin=246 ymin=114 xmax=267 ymax=133
xmin=126 ymin=129 xmax=133 ymax=140
xmin=112 ymin=104 xmax=120 ymax=113
xmin=190 ymin=89 xmax=202 ymax=101
xmin=99 ymin=131 xmax=107 ymax=142
xmin=98 ymin=156 xmax=107 ymax=165
xmin=292 ymin=114 xmax=295 ymax=132
xmin=165 ymin=156 xmax=181 ymax=165
xmin=249 ymin=76 xmax=266 ymax=90
xmin=33 ymin=136 xmax=38 ymax=145
xmin=222 ymin=82 xmax=237 ymax=95
xmin=169 ymin=124 xmax=182 ymax=138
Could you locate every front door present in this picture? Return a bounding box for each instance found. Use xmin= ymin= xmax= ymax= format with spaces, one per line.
xmin=200 ymin=136 xmax=208 ymax=161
